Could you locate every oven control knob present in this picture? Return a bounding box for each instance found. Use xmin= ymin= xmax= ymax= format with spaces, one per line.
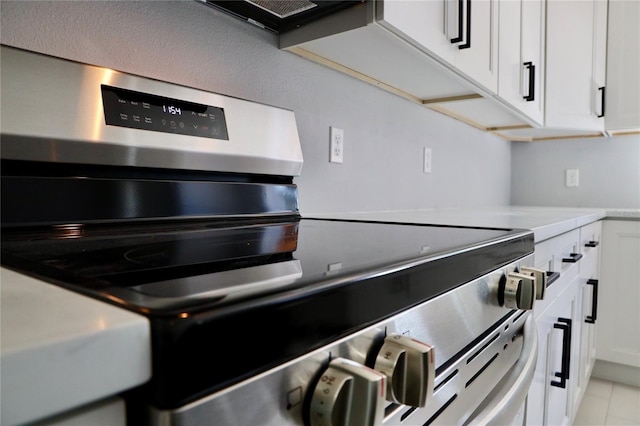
xmin=501 ymin=272 xmax=536 ymax=310
xmin=374 ymin=334 xmax=435 ymax=407
xmin=309 ymin=357 xmax=386 ymax=426
xmin=520 ymin=267 xmax=547 ymax=300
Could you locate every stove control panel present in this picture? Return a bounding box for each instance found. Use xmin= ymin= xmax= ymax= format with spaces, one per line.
xmin=101 ymin=85 xmax=229 ymax=140
xmin=374 ymin=334 xmax=435 ymax=407
xmin=308 ymin=358 xmax=386 ymax=426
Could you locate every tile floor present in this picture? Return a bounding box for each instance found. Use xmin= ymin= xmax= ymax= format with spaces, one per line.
xmin=574 ymin=378 xmax=640 ymax=425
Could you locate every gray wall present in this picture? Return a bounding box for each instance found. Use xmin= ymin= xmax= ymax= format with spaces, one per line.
xmin=0 ymin=0 xmax=512 ymax=214
xmin=511 ymin=134 xmax=640 ymax=208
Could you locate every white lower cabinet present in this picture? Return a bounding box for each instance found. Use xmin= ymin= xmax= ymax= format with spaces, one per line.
xmin=528 ymin=272 xmax=580 ymax=426
xmin=526 ymin=221 xmax=602 ymax=425
xmin=574 ymin=221 xmax=602 ymax=417
xmin=597 ymin=220 xmax=640 ymax=368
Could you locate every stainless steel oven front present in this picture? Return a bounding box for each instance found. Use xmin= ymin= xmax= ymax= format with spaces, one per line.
xmin=146 ymin=256 xmax=540 ymax=426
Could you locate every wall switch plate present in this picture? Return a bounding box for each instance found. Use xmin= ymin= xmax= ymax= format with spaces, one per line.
xmin=566 ymin=169 xmax=579 ymax=187
xmin=330 ymin=127 xmax=344 ymax=163
xmin=423 ymin=147 xmax=432 ymax=173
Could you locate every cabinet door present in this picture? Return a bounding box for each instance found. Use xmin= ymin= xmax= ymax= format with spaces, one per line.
xmin=545 ymin=0 xmax=607 ymax=130
xmin=497 ymin=0 xmax=544 ymax=125
xmin=545 ymin=277 xmax=580 ymax=426
xmin=597 ymin=220 xmax=640 ymax=367
xmin=577 ymin=221 xmax=601 ymax=405
xmin=529 ymin=272 xmax=581 ymax=425
xmin=578 ymin=274 xmax=598 ymax=408
xmin=605 ymin=0 xmax=640 ymax=130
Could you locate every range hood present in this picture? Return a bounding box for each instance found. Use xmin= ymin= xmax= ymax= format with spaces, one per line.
xmin=202 ymin=0 xmax=364 ymax=33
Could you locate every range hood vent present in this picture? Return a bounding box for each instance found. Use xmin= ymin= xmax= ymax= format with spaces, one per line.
xmin=247 ymin=0 xmax=317 ymax=19
xmin=203 ymin=0 xmax=364 ymax=33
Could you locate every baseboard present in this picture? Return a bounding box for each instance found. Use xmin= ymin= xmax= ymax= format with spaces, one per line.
xmin=592 ymin=359 xmax=640 ymax=387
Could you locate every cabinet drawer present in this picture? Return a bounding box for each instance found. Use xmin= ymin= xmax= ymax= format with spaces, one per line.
xmin=533 ymin=229 xmax=581 ymax=317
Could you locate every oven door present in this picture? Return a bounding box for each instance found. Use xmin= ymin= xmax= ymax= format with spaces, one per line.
xmin=465 ymin=315 xmax=538 ymax=426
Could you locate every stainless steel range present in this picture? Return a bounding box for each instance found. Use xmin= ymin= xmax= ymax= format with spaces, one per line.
xmin=1 ymin=46 xmax=545 ymax=426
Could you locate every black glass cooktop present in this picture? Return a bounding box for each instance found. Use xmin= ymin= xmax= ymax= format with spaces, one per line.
xmin=1 ymin=218 xmax=531 ymax=315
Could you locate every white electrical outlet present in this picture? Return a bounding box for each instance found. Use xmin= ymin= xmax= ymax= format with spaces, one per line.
xmin=330 ymin=127 xmax=344 ymax=163
xmin=566 ymin=169 xmax=580 ymax=187
xmin=423 ymin=147 xmax=432 ymax=173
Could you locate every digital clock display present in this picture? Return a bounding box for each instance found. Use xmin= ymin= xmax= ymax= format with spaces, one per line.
xmin=101 ymin=85 xmax=228 ymax=140
xmin=162 ymin=105 xmax=182 ymax=115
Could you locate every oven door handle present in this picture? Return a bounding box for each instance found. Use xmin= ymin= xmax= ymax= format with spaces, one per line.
xmin=465 ymin=314 xmax=538 ymax=425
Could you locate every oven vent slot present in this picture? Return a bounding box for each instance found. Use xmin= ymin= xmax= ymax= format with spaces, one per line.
xmin=401 ymin=406 xmax=418 ymax=422
xmin=466 ymin=333 xmax=500 ymax=364
xmin=465 ymin=353 xmax=499 ymax=388
xmin=434 ymin=369 xmax=458 ymax=393
xmin=385 ymin=403 xmax=402 ymax=418
xmin=423 ymin=394 xmax=458 ymax=426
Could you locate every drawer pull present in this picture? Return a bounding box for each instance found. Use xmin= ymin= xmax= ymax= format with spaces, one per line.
xmin=459 ymin=0 xmax=471 ymax=50
xmin=551 ymin=317 xmax=572 ymax=388
xmin=546 ymin=271 xmax=560 ymax=286
xmin=523 ymin=62 xmax=535 ymax=102
xmin=597 ymin=86 xmax=606 ymax=118
xmin=562 ymin=253 xmax=583 ymax=263
xmin=585 ymin=279 xmax=599 ymax=324
xmin=585 ymin=241 xmax=599 ymax=248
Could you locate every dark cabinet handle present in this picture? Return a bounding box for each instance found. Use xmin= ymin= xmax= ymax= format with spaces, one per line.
xmin=598 ymin=86 xmax=606 ymax=118
xmin=562 ymin=253 xmax=583 ymax=263
xmin=586 ymin=279 xmax=599 ymax=324
xmin=459 ymin=0 xmax=471 ymax=49
xmin=585 ymin=241 xmax=599 ymax=248
xmin=558 ymin=318 xmax=572 ymax=380
xmin=546 ymin=271 xmax=561 ymax=286
xmin=523 ymin=62 xmax=535 ymax=102
xmin=551 ymin=317 xmax=572 ymax=388
xmin=450 ymin=0 xmax=464 ymax=44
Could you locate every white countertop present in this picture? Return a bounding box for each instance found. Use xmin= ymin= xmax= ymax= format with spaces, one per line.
xmin=0 ymin=268 xmax=152 ymax=426
xmin=307 ymin=206 xmax=611 ymax=242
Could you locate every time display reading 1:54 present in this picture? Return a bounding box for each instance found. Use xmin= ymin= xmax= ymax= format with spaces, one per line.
xmin=163 ymin=105 xmax=182 ymax=115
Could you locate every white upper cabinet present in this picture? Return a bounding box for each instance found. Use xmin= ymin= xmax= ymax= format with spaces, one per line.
xmin=497 ymin=0 xmax=545 ymax=125
xmin=280 ymin=0 xmax=637 ymax=139
xmin=545 ymin=0 xmax=608 ymax=131
xmin=605 ymin=0 xmax=640 ymax=131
